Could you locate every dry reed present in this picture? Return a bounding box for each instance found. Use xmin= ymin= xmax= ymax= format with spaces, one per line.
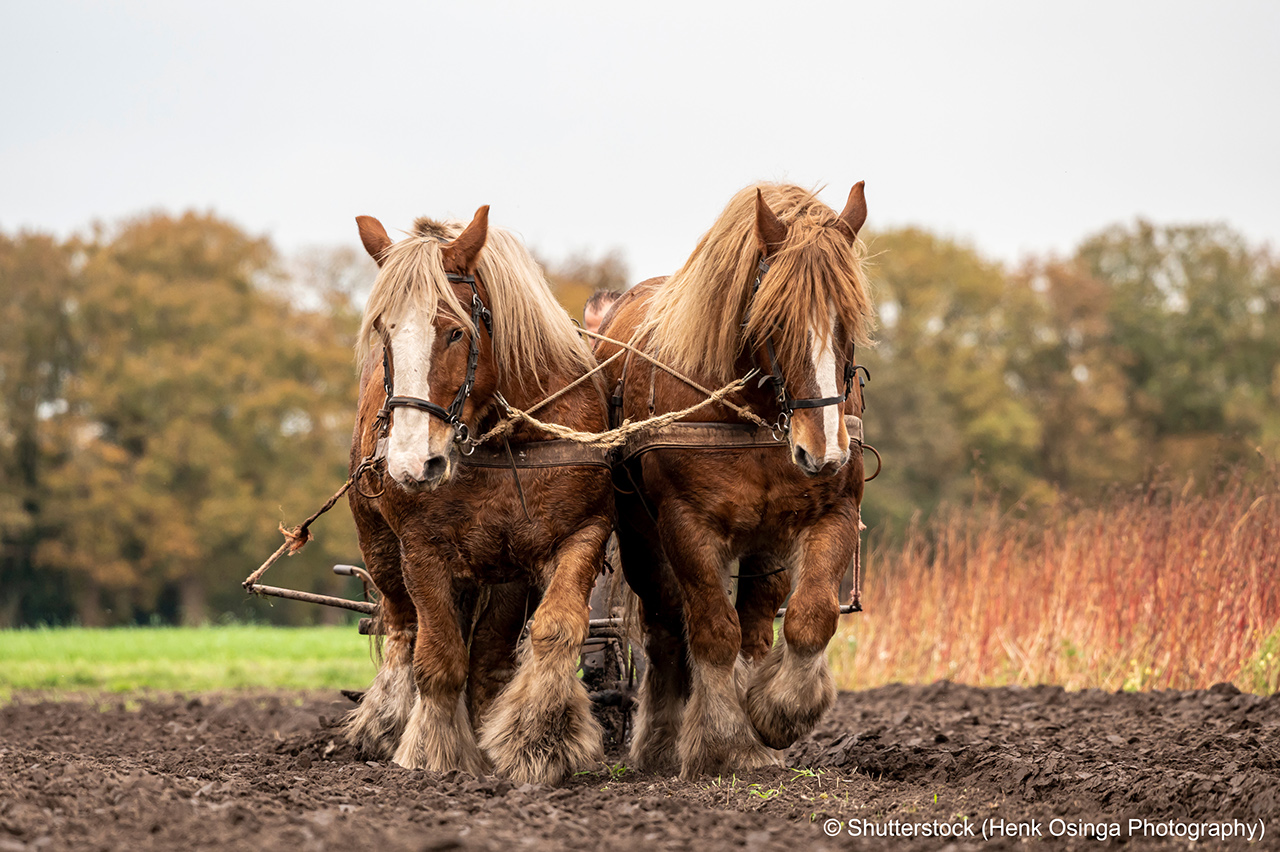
xmin=830 ymin=465 xmax=1280 ymax=694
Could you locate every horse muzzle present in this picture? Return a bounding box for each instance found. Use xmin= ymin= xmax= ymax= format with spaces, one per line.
xmin=791 ymin=444 xmax=849 ymax=477
xmin=389 ymin=450 xmax=456 ymax=493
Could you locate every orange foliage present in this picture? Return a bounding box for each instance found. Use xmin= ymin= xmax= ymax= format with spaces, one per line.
xmin=832 ymin=463 xmax=1280 ymax=693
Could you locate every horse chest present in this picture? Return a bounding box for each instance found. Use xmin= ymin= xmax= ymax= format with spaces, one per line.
xmin=649 ymin=453 xmax=848 ymax=539
xmin=383 ymin=498 xmax=523 ymax=576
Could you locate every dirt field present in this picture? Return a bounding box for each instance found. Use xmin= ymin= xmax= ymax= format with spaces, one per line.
xmin=2 ymin=682 xmax=1277 ymax=851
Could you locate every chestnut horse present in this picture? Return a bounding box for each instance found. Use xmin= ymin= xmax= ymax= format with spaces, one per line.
xmin=596 ymin=182 xmax=874 ymax=778
xmin=343 ymin=207 xmax=614 ymax=784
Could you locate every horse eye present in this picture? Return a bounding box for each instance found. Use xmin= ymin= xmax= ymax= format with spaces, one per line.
xmin=448 ymin=328 xmax=465 ymax=344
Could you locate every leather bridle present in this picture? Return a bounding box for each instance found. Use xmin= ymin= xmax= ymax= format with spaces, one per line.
xmin=741 ymin=257 xmax=869 ymax=436
xmin=374 ymin=273 xmax=493 ymax=447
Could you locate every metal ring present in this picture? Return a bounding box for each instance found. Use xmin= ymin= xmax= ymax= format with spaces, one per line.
xmin=454 ymin=422 xmax=470 ymax=444
xmin=461 ymin=439 xmax=477 ymax=456
xmin=862 ymin=443 xmax=882 ymax=482
xmin=354 ymin=461 xmax=387 ymax=499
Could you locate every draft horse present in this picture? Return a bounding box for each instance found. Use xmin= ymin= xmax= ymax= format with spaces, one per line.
xmin=343 ymin=207 xmax=614 ymax=784
xmin=597 ymin=182 xmax=874 ymax=778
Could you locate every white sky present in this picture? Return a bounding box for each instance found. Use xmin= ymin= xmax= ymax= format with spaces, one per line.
xmin=3 ymin=1 xmax=1278 ymax=280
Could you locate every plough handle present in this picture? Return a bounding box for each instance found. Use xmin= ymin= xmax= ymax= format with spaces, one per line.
xmin=333 ymin=563 xmax=376 ymax=587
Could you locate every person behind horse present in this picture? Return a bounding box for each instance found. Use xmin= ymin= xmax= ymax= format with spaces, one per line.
xmin=584 ymin=288 xmax=621 ymax=344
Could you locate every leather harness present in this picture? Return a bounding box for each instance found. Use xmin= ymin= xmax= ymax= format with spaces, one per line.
xmin=370 ymin=255 xmax=875 ymax=475
xmin=740 ymin=257 xmax=868 ymax=432
xmin=376 ymin=272 xmax=492 ymax=447
xmin=618 ymin=415 xmax=864 ymax=465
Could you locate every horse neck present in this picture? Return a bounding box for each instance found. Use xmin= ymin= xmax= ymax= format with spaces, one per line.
xmin=640 ymin=347 xmax=784 ymax=426
xmin=494 ymin=362 xmax=605 ymax=436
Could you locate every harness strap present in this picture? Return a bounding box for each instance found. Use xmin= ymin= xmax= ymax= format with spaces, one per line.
xmin=618 ymin=415 xmax=865 ymax=465
xmin=502 ymin=435 xmax=531 ymax=520
xmin=458 ymin=438 xmax=613 ymax=469
xmin=742 ymin=255 xmax=866 ymax=428
xmin=377 ymin=272 xmax=492 ymax=445
xmin=609 ymin=340 xmax=636 ymax=431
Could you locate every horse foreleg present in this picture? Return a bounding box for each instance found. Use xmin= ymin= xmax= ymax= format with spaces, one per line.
xmin=665 ymin=514 xmax=782 ymax=779
xmin=478 ymin=523 xmax=609 ymax=784
xmin=392 ymin=556 xmax=488 ymax=775
xmin=343 ymin=504 xmax=417 ymax=759
xmin=744 ymin=512 xmax=857 ymax=749
xmin=733 ymin=558 xmax=793 ymax=699
xmin=465 ymin=580 xmax=532 ymax=729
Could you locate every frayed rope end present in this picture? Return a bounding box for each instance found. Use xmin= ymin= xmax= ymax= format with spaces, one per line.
xmin=279 ymin=522 xmax=313 ymax=555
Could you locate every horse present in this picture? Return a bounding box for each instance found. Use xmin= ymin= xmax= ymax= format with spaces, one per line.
xmin=342 ymin=206 xmax=615 ymax=784
xmin=596 ymin=182 xmax=874 ymax=778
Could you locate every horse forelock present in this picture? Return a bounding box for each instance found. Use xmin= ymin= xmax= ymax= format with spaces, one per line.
xmin=357 ymin=218 xmax=594 ymax=392
xmin=743 ymin=211 xmax=876 ymax=375
xmin=357 ymin=218 xmax=465 ymax=372
xmin=640 ymin=183 xmax=876 ymax=384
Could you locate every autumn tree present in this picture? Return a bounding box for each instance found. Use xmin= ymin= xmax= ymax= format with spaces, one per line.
xmin=0 ymin=232 xmax=78 ymax=626
xmin=34 ymin=213 xmax=360 ymax=625
xmin=858 ymin=228 xmax=1044 ymax=528
xmin=1003 ymin=258 xmax=1145 ymax=490
xmin=1075 ymin=220 xmax=1280 ymax=475
xmin=541 ymin=249 xmax=629 ymax=323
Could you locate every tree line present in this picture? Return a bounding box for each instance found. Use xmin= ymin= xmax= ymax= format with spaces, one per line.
xmin=1 ymin=212 xmax=1277 ymax=626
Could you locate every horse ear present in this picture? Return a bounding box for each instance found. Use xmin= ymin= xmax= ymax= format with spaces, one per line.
xmin=836 ymin=181 xmax=867 ymax=242
xmin=443 ymin=205 xmax=490 ymax=275
xmin=356 ymin=216 xmax=392 ymax=266
xmin=754 ymin=189 xmax=788 ymax=257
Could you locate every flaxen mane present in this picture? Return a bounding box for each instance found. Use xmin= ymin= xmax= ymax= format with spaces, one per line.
xmin=358 ymin=217 xmax=594 ymax=391
xmin=640 ymin=183 xmax=875 ymax=384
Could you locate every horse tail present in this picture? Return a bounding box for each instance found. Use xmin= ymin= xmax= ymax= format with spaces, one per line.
xmin=603 ymin=535 xmax=646 ymax=680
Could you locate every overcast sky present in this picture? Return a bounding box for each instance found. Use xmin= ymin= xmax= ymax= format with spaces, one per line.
xmin=3 ymin=1 xmax=1278 ymax=280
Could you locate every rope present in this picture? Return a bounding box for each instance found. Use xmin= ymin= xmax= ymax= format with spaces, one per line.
xmin=244 ymin=325 xmax=771 ymax=588
xmin=575 ymin=327 xmax=772 ymax=430
xmin=523 ymin=348 xmax=625 ymax=417
xmin=469 ymin=326 xmax=771 ymax=448
xmin=476 ymin=372 xmax=756 ymax=449
xmin=242 ymin=474 xmax=355 ymax=589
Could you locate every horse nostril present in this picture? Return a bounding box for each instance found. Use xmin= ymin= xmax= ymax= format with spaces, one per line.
xmin=792 ymin=446 xmax=821 ymax=475
xmin=422 ymin=455 xmax=448 ymax=481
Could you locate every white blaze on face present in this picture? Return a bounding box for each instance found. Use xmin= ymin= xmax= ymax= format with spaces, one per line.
xmin=810 ymin=311 xmax=846 ymax=466
xmin=383 ymin=315 xmax=446 ymax=485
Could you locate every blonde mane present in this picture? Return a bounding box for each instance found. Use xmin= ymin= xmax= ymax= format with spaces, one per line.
xmin=358 ymin=217 xmax=594 ymax=391
xmin=640 ymin=183 xmax=875 ymax=384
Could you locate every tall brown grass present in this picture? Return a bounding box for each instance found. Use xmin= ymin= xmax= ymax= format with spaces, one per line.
xmin=830 ymin=464 xmax=1280 ymax=694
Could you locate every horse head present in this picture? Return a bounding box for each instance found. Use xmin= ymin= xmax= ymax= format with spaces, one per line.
xmin=749 ymin=183 xmax=868 ymax=477
xmin=356 ymin=206 xmax=496 ymax=492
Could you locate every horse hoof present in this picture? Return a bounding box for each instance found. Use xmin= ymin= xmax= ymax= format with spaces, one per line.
xmin=480 ymin=674 xmax=604 ymax=784
xmin=678 ymin=738 xmax=783 ymax=780
xmin=343 ymin=664 xmax=417 ymax=760
xmin=391 ymin=694 xmax=488 ymax=775
xmin=744 ymin=643 xmax=836 ymax=749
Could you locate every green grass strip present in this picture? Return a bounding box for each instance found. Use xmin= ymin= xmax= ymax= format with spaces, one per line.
xmin=0 ymin=626 xmax=378 ymax=695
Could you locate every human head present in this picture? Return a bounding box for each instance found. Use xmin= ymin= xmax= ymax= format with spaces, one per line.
xmin=583 ymin=289 xmax=621 ymax=334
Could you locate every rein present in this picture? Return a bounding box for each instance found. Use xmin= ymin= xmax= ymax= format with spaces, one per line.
xmin=742 ymin=257 xmax=869 ymax=434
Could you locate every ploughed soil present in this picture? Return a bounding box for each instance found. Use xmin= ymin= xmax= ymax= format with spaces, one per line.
xmin=2 ymin=682 xmax=1278 ymax=851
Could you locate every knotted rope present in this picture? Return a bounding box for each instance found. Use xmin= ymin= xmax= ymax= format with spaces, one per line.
xmin=476 ymin=371 xmax=756 ymax=448
xmin=244 ymin=328 xmax=771 ymax=589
